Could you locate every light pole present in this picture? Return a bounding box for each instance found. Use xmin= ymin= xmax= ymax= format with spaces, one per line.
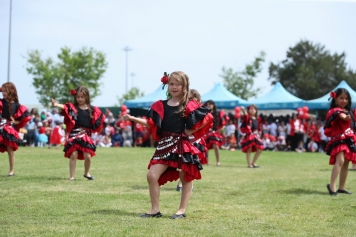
xmin=123 ymin=46 xmax=132 ymax=93
xmin=7 ymin=0 xmax=13 ymax=82
xmin=130 ymin=72 xmax=136 ymax=88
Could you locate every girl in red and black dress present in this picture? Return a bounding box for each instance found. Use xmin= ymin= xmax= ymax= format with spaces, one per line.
xmin=324 ymin=88 xmax=356 ymax=196
xmin=240 ymin=105 xmax=264 ymax=168
xmin=350 ymin=108 xmax=356 ymax=170
xmin=51 ymin=86 xmax=105 ymax=181
xmin=0 ymin=82 xmax=31 ymax=176
xmin=124 ymin=72 xmax=213 ymax=219
xmin=203 ymin=100 xmax=228 ymax=166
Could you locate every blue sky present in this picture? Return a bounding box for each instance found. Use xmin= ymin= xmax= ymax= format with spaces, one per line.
xmin=0 ymin=0 xmax=355 ymax=107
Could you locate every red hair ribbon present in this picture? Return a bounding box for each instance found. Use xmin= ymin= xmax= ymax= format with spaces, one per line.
xmin=70 ymin=89 xmax=77 ymax=95
xmin=0 ymin=88 xmax=2 ymax=92
xmin=330 ymin=91 xmax=336 ymax=99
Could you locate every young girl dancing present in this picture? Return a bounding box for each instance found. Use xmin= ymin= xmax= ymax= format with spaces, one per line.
xmin=51 ymin=86 xmax=106 ymax=181
xmin=0 ymin=82 xmax=31 ymax=176
xmin=123 ymin=72 xmax=213 ymax=219
xmin=203 ymin=100 xmax=227 ymax=166
xmin=324 ymin=88 xmax=356 ymax=196
xmin=240 ymin=105 xmax=264 ymax=168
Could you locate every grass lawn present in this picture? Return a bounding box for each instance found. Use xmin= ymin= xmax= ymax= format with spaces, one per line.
xmin=0 ymin=147 xmax=355 ymax=237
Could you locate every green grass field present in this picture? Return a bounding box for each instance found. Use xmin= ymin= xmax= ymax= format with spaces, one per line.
xmin=0 ymin=147 xmax=355 ymax=237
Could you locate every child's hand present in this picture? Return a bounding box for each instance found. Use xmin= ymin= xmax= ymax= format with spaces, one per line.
xmin=51 ymin=98 xmax=57 ymax=106
xmin=123 ymin=114 xmax=131 ymax=121
xmin=340 ymin=113 xmax=351 ymax=121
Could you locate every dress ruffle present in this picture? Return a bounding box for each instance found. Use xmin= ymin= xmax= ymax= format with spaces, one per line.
xmin=325 ymin=131 xmax=356 ymax=165
xmin=204 ymin=130 xmax=224 ymax=150
xmin=0 ymin=124 xmax=21 ymax=152
xmin=240 ymin=133 xmax=264 ymax=153
xmin=63 ymin=134 xmax=96 ymax=160
xmin=193 ymin=138 xmax=208 ymax=165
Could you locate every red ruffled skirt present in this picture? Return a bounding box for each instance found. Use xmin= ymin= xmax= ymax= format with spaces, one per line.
xmin=0 ymin=124 xmax=21 ymax=152
xmin=63 ymin=133 xmax=96 ymax=160
xmin=193 ymin=138 xmax=208 ymax=165
xmin=204 ymin=130 xmax=224 ymax=150
xmin=325 ymin=132 xmax=356 ymax=165
xmin=147 ymin=132 xmax=203 ymax=186
xmin=240 ymin=132 xmax=264 ymax=153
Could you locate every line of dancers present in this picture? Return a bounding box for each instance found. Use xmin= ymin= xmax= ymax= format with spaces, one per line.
xmin=1 ymin=74 xmax=355 ymax=220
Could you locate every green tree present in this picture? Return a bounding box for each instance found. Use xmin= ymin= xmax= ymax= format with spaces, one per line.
xmin=268 ymin=40 xmax=356 ymax=100
xmin=220 ymin=52 xmax=265 ymax=100
xmin=116 ymin=87 xmax=144 ymax=106
xmin=26 ymin=47 xmax=108 ymax=108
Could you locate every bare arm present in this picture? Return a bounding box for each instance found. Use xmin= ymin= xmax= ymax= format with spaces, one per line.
xmin=51 ymin=98 xmax=65 ymax=110
xmin=339 ymin=113 xmax=351 ymax=121
xmin=123 ymin=114 xmax=149 ymax=127
xmin=240 ymin=106 xmax=247 ymax=116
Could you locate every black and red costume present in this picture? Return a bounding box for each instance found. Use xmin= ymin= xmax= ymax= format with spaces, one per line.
xmin=324 ymin=108 xmax=356 ymax=165
xmin=0 ymin=99 xmax=31 ymax=152
xmin=240 ymin=114 xmax=264 ymax=153
xmin=146 ymin=99 xmax=213 ymax=186
xmin=61 ymin=103 xmax=106 ymax=160
xmin=204 ymin=110 xmax=228 ymax=150
xmin=190 ymin=137 xmax=208 ymax=165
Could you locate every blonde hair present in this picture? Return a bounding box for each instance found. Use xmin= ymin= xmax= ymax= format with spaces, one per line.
xmin=167 ymin=71 xmax=190 ymax=116
xmin=189 ymin=89 xmax=202 ymax=103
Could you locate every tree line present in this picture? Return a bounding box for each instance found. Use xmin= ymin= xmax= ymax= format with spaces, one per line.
xmin=26 ymin=40 xmax=356 ymax=108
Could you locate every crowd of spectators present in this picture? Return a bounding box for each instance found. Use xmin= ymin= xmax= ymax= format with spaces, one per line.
xmin=20 ymin=108 xmax=328 ymax=154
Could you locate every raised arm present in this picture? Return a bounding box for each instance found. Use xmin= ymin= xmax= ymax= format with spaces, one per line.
xmin=123 ymin=114 xmax=149 ymax=127
xmin=51 ymin=98 xmax=65 ymax=110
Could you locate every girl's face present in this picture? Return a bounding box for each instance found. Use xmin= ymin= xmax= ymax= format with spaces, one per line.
xmin=336 ymin=92 xmax=349 ymax=109
xmin=1 ymin=88 xmax=11 ymax=101
xmin=248 ymin=107 xmax=256 ymax=116
xmin=206 ymin=103 xmax=214 ymax=110
xmin=76 ymin=91 xmax=87 ymax=105
xmin=168 ymin=78 xmax=183 ymax=98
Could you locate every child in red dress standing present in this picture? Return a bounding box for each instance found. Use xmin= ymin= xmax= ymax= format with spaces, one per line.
xmin=324 ymin=89 xmax=356 ymax=195
xmin=124 ymin=72 xmax=213 ymax=218
xmin=51 ymin=86 xmax=105 ymax=181
xmin=0 ymin=82 xmax=31 ymax=176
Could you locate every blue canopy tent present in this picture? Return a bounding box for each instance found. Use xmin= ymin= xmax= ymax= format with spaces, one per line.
xmin=246 ymin=82 xmax=304 ymax=110
xmin=124 ymin=85 xmax=167 ymax=108
xmin=304 ymin=80 xmax=356 ymax=110
xmin=201 ymin=83 xmax=248 ymax=109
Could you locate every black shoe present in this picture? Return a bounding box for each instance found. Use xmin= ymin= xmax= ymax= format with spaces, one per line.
xmin=176 ymin=185 xmax=182 ymax=192
xmin=326 ymin=184 xmax=339 ymax=196
xmin=7 ymin=173 xmax=15 ymax=177
xmin=170 ymin=213 xmax=186 ymax=219
xmin=337 ymin=189 xmax=352 ymax=194
xmin=83 ymin=174 xmax=94 ymax=180
xmin=140 ymin=212 xmax=162 ymax=218
xmin=252 ymin=164 xmax=260 ymax=168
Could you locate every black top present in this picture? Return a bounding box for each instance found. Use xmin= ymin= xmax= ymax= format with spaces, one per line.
xmin=251 ymin=118 xmax=258 ymax=131
xmin=1 ymin=99 xmax=20 ymax=119
xmin=161 ymin=100 xmax=185 ymax=133
xmin=76 ymin=108 xmax=91 ymax=128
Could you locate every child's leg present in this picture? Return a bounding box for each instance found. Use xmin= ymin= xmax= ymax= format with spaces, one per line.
xmin=69 ymin=151 xmax=78 ymax=180
xmin=213 ymin=144 xmax=220 ymax=166
xmin=83 ymin=152 xmax=92 ymax=177
xmin=176 ymin=179 xmax=182 ymax=191
xmin=330 ymin=152 xmax=344 ymax=192
xmin=6 ymin=146 xmax=15 ymax=175
xmin=145 ymin=164 xmax=167 ymax=214
xmin=339 ymin=159 xmax=350 ymax=190
xmin=252 ymin=149 xmax=262 ymax=166
xmin=246 ymin=148 xmax=252 ymax=167
xmin=175 ymin=171 xmax=193 ymax=215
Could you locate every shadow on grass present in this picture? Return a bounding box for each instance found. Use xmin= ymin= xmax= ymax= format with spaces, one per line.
xmin=278 ymin=188 xmax=327 ymax=195
xmin=90 ymin=209 xmax=140 ymax=217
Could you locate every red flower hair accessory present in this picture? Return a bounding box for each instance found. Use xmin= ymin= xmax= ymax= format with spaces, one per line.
xmin=0 ymin=87 xmax=2 ymax=92
xmin=161 ymin=72 xmax=169 ymax=89
xmin=70 ymin=89 xmax=77 ymax=95
xmin=330 ymin=91 xmax=336 ymax=99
